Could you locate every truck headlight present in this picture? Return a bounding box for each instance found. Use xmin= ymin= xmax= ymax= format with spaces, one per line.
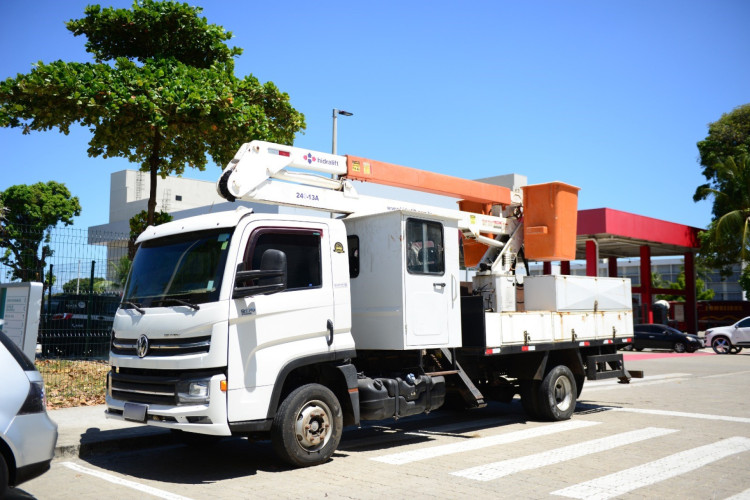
xmin=177 ymin=379 xmax=210 ymax=404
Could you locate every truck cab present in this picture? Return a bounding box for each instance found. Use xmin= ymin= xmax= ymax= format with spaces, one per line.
xmin=107 ymin=207 xmax=355 ymax=440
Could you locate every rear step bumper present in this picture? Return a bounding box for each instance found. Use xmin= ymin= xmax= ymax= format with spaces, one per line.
xmin=586 ymin=353 xmax=644 ymax=383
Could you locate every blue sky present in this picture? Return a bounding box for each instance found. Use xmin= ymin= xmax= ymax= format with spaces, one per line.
xmin=1 ymin=0 xmax=748 ymax=232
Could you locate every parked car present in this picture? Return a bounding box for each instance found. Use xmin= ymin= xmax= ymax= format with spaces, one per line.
xmin=630 ymin=323 xmax=704 ymax=353
xmin=704 ymin=316 xmax=750 ymax=354
xmin=0 ymin=330 xmax=58 ymax=496
xmin=39 ymin=293 xmax=120 ymax=358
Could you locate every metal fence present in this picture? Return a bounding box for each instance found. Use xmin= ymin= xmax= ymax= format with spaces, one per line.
xmin=1 ymin=224 xmax=128 ymax=406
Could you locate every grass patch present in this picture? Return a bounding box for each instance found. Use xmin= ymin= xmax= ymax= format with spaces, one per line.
xmin=35 ymin=359 xmax=109 ymax=409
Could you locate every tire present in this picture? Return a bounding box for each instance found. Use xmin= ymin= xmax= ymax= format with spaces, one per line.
xmin=537 ymin=365 xmax=577 ymax=421
xmin=673 ymin=342 xmax=686 ymax=353
xmin=635 ymin=347 xmax=644 ymax=352
xmin=730 ymin=346 xmax=743 ymax=354
xmin=712 ymin=336 xmax=732 ymax=355
xmin=0 ymin=452 xmax=8 ymax=499
xmin=520 ymin=381 xmax=541 ymax=419
xmin=271 ymin=383 xmax=342 ymax=467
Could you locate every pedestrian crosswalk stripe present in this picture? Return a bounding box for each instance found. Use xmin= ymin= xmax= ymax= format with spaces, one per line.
xmin=609 ymin=407 xmax=750 ymax=424
xmin=371 ymin=419 xmax=600 ymax=465
xmin=583 ymin=374 xmax=691 ymax=393
xmin=585 ymin=372 xmax=690 ymax=387
xmin=552 ymin=436 xmax=750 ymax=500
xmin=724 ymin=487 xmax=750 ymax=500
xmin=451 ymin=427 xmax=677 ymax=482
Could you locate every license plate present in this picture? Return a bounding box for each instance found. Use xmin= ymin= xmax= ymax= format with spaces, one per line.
xmin=123 ymin=402 xmax=148 ymax=423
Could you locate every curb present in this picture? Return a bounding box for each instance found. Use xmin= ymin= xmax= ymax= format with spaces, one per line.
xmin=54 ymin=427 xmax=173 ymax=459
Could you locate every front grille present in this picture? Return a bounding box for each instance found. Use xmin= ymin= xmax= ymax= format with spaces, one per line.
xmin=110 ymin=367 xmax=224 ymax=406
xmin=111 ymin=335 xmax=211 ymax=357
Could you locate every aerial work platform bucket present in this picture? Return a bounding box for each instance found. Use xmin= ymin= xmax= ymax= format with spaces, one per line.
xmin=521 ymin=182 xmax=580 ymax=262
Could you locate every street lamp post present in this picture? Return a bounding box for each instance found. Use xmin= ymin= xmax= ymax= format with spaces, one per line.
xmin=332 ymin=108 xmax=353 ymax=154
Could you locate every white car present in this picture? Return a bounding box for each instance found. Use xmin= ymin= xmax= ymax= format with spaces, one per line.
xmin=0 ymin=330 xmax=58 ymax=496
xmin=704 ymin=316 xmax=750 ymax=354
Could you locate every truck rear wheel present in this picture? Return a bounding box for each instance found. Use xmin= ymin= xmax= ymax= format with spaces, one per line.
xmin=538 ymin=365 xmax=577 ymax=421
xmin=271 ymin=383 xmax=343 ymax=467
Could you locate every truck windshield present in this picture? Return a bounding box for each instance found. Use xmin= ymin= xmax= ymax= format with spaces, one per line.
xmin=124 ymin=229 xmax=233 ymax=307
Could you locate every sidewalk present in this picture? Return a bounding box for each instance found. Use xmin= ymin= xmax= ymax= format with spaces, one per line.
xmin=48 ymin=405 xmax=172 ymax=458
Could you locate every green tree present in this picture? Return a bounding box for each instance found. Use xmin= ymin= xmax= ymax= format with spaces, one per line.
xmin=127 ymin=209 xmax=172 ymax=260
xmin=694 ymin=104 xmax=750 ymax=297
xmin=694 ymin=155 xmax=750 ymax=296
xmin=655 ymin=270 xmax=715 ymax=302
xmin=0 ymin=0 xmax=305 ymax=226
xmin=62 ymin=276 xmax=113 ymax=294
xmin=0 ymin=182 xmax=81 ymax=284
xmin=696 ymin=104 xmax=750 ymax=192
xmin=114 ymin=255 xmax=132 ymax=288
xmin=739 ymin=266 xmax=750 ymax=298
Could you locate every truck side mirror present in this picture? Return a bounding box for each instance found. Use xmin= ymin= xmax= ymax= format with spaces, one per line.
xmin=233 ymin=249 xmax=288 ymax=298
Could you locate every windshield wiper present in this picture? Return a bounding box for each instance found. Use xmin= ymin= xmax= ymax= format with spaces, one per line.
xmin=122 ymin=301 xmax=145 ymax=314
xmin=160 ymin=298 xmax=200 ymax=311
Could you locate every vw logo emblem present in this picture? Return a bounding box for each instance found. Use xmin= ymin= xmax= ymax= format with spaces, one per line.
xmin=136 ymin=334 xmax=149 ymax=358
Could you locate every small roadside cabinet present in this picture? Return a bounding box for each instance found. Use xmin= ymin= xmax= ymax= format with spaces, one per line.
xmin=343 ymin=210 xmax=462 ymax=350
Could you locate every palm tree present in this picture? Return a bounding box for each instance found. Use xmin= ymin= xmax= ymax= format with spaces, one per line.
xmin=694 ymin=155 xmax=750 ymax=296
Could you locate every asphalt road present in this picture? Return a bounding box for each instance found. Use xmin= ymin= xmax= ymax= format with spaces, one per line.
xmin=13 ymin=350 xmax=750 ymax=500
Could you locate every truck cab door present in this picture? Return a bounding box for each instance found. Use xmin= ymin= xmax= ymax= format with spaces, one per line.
xmin=226 ymin=222 xmax=336 ymax=423
xmin=403 ymin=217 xmax=454 ymax=347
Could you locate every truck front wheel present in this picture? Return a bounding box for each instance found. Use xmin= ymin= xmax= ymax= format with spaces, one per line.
xmin=538 ymin=365 xmax=577 ymax=421
xmin=271 ymin=383 xmax=343 ymax=467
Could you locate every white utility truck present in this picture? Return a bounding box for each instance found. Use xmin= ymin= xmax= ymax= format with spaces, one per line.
xmin=106 ymin=141 xmax=636 ymax=467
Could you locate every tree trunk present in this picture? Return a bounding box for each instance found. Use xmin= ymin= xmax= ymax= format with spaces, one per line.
xmin=147 ymin=130 xmax=162 ymax=226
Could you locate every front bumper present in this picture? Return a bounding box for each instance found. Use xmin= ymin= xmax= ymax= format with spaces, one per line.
xmin=106 ymin=372 xmax=231 ymax=436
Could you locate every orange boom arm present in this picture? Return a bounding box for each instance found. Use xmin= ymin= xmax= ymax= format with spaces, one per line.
xmin=346 ymin=156 xmax=511 ymax=206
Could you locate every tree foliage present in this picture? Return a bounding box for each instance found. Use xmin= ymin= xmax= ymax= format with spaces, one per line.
xmin=654 ymin=270 xmax=715 ymax=302
xmin=127 ymin=209 xmax=172 ymax=259
xmin=694 ymin=154 xmax=750 ymax=294
xmin=0 ymin=0 xmax=305 ymax=225
xmin=696 ymin=103 xmax=750 ymax=196
xmin=0 ymin=182 xmax=81 ymax=284
xmin=694 ymin=104 xmax=750 ymax=297
xmin=62 ymin=276 xmax=113 ymax=294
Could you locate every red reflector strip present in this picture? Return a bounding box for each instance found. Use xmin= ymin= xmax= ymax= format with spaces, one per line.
xmin=485 ymin=348 xmax=501 ymax=355
xmin=625 ymin=338 xmax=632 ymax=343
xmin=603 ymin=339 xmax=612 ymax=344
xmin=579 ymin=341 xmax=590 ymax=346
xmin=521 ymin=345 xmax=536 ymax=351
xmin=268 ymin=148 xmax=291 ymax=157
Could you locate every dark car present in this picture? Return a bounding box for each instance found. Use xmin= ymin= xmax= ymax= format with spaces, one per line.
xmin=631 ymin=323 xmax=704 ymax=353
xmin=39 ymin=294 xmax=120 ymax=358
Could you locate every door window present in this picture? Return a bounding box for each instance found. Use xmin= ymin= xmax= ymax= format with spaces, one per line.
xmin=347 ymin=235 xmax=360 ymax=278
xmin=244 ymin=229 xmax=322 ymax=291
xmin=406 ymin=219 xmax=444 ymax=275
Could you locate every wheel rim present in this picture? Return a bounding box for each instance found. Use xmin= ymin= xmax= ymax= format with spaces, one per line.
xmin=674 ymin=342 xmax=686 ymax=353
xmin=552 ymin=375 xmax=574 ymax=412
xmin=713 ymin=338 xmax=731 ymax=354
xmin=294 ymin=399 xmax=332 ymax=452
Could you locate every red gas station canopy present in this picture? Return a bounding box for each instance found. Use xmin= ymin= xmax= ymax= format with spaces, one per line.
xmin=576 ymin=208 xmax=701 ymax=258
